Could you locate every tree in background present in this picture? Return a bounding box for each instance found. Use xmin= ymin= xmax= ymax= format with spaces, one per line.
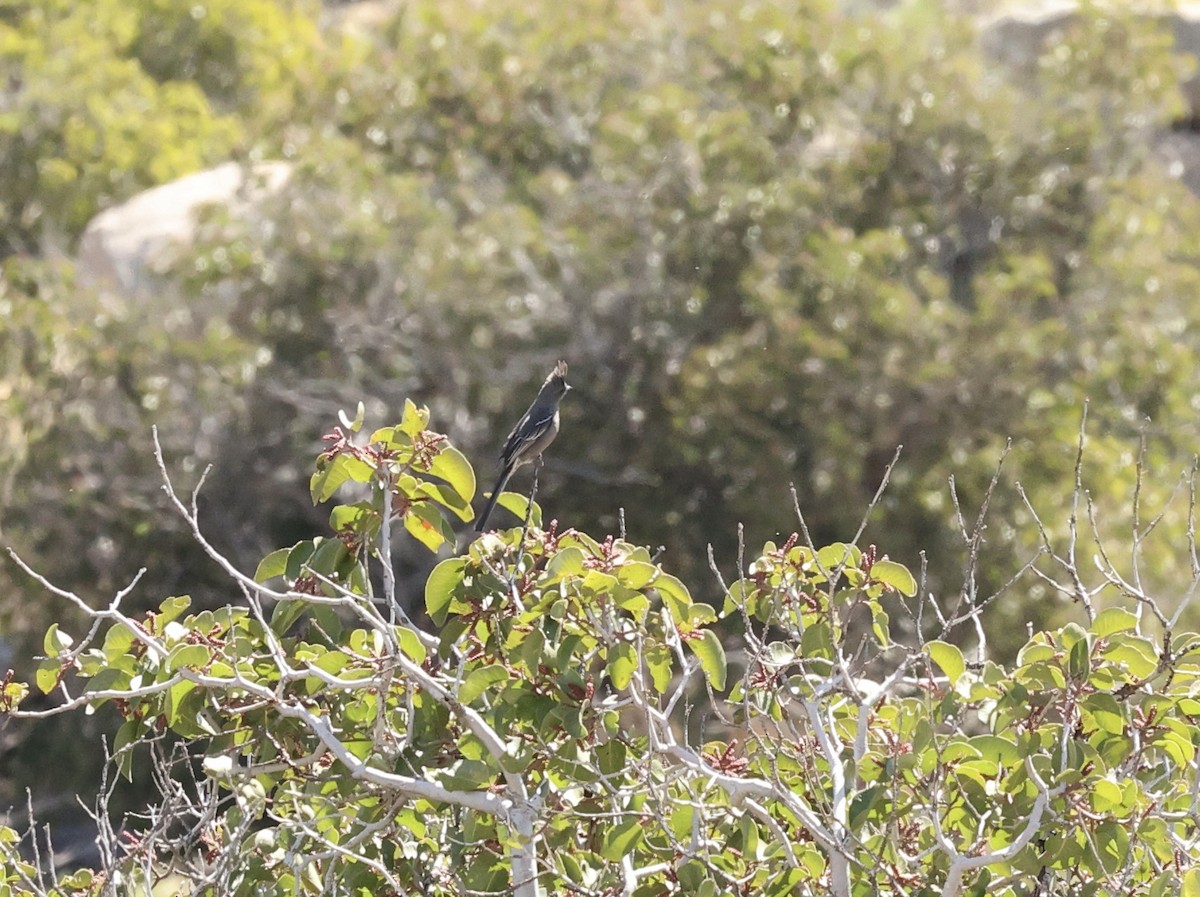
xmin=171 ymin=1 xmax=1200 ymax=641
xmin=4 ymin=0 xmax=1200 ymax=825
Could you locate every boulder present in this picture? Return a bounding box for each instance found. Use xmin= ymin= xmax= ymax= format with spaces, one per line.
xmin=77 ymin=161 xmax=291 ymax=305
xmin=982 ymin=3 xmax=1200 ymax=114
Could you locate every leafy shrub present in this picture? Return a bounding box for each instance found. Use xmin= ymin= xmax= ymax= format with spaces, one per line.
xmin=4 ymin=402 xmax=1200 ymax=896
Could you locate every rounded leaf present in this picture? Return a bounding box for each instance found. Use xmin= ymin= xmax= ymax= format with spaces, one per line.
xmin=688 ymin=629 xmax=727 ymax=691
xmin=928 ymin=640 xmax=966 ymax=685
xmin=426 ymin=557 xmax=466 ymax=626
xmin=870 ymin=559 xmax=917 ymax=597
xmin=428 ymin=444 xmax=476 ymax=504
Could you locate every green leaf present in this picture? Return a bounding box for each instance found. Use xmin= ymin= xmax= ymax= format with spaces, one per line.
xmin=515 ymin=627 xmax=545 ymax=671
xmin=1068 ymin=634 xmax=1092 ymax=680
xmin=964 ymin=870 xmax=992 ymax=897
xmin=1083 ymin=693 xmax=1126 ymax=735
xmin=797 ymin=849 xmax=825 ymax=881
xmin=1017 ymin=641 xmax=1056 ymax=665
xmin=82 ymin=667 xmax=131 ymax=698
xmin=308 ymin=535 xmax=350 ymax=577
xmin=35 ymin=658 xmax=62 ymax=694
xmin=546 ymin=547 xmax=586 ymax=579
xmin=310 ymin=650 xmax=350 ymax=680
xmin=399 ymin=398 xmax=431 ymax=437
xmin=607 ymin=642 xmax=638 ymax=690
xmin=582 ymin=569 xmax=619 ymax=597
xmin=426 ymin=558 xmax=465 ymax=626
xmin=113 ymin=719 xmax=141 ymax=782
xmin=689 ymin=603 xmax=718 ymax=627
xmin=460 ymin=666 xmax=509 ymax=705
xmin=816 ymin=542 xmax=859 ymax=574
xmin=1093 ymin=821 xmax=1128 ymax=875
xmin=428 ymin=444 xmax=476 ymax=503
xmin=870 ymin=603 xmax=890 ymax=648
xmin=688 ymin=630 xmax=727 ymax=691
xmin=675 ymin=858 xmax=706 ymax=890
xmin=928 ymin=641 xmax=966 ymax=684
xmin=440 ymin=759 xmax=495 ymax=791
xmin=415 ymin=480 xmax=474 ymax=521
xmin=600 ymin=818 xmax=644 ymax=862
xmin=1060 ymin=621 xmax=1089 ymax=648
xmin=800 ymin=621 xmax=832 ymax=662
xmin=310 ymin=453 xmax=374 ymax=504
xmin=165 ymin=679 xmax=199 ymax=728
xmin=368 ymin=426 xmax=412 ymax=451
xmin=271 ymin=598 xmax=308 ymax=635
xmin=1156 ymin=729 xmax=1195 ymax=766
xmin=165 ymin=644 xmax=210 ymax=672
xmin=618 ymin=561 xmax=658 ymax=590
xmin=870 ymin=559 xmax=917 ymax=597
xmin=1 ymin=679 xmax=29 ymax=707
xmin=1091 ymin=778 xmax=1123 ymax=813
xmin=596 ymin=740 xmax=626 ymax=776
xmin=849 ymin=785 xmax=884 ymax=829
xmin=1092 ymin=607 xmax=1138 ymax=637
xmin=763 ymin=641 xmax=796 ymax=667
xmin=254 ymin=548 xmax=291 ymax=583
xmin=967 ymin=735 xmax=1020 ymax=765
xmin=43 ymin=623 xmax=72 ymax=658
xmin=404 ymin=501 xmax=452 ymax=552
xmin=397 ymin=627 xmax=427 ymax=664
xmin=737 ymin=813 xmax=760 ymax=859
xmin=1183 ymin=867 xmax=1200 ymax=897
xmin=157 ymin=594 xmax=192 ymax=624
xmin=102 ymin=624 xmax=135 ymax=659
xmin=285 ymin=541 xmax=317 ymax=582
xmin=653 ymin=572 xmax=692 ymax=624
xmin=722 ymin=579 xmax=752 ymax=616
xmin=645 ymin=644 xmax=672 ymax=693
xmin=329 ymin=501 xmax=380 ymax=538
xmin=1103 ymin=636 xmax=1159 ymax=678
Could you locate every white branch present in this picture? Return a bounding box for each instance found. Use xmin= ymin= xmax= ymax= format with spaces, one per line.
xmin=936 ymin=757 xmax=1063 ymax=897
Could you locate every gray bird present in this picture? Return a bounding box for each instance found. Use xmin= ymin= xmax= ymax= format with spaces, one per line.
xmin=474 ymin=360 xmax=570 ymax=532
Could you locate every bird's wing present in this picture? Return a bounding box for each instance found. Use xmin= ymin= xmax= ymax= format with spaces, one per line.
xmin=499 ymin=403 xmax=558 ymax=466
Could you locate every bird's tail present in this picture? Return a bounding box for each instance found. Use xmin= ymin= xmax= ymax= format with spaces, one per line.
xmin=474 ymin=466 xmax=514 ymax=532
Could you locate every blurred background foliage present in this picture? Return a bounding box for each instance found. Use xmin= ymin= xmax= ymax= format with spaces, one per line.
xmin=4 ymin=0 xmax=1200 ymax=810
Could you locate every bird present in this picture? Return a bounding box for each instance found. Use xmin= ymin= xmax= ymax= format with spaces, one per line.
xmin=474 ymin=360 xmax=570 ymax=532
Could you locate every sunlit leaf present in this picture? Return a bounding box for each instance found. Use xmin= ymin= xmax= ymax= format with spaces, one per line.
xmin=399 ymin=398 xmax=431 ymax=437
xmin=43 ymin=623 xmax=72 ymax=658
xmin=607 ymin=642 xmax=637 ymax=690
xmin=870 ymin=559 xmax=917 ymax=596
xmin=404 ymin=501 xmax=451 ymax=552
xmin=927 ymin=640 xmax=966 ymax=684
xmin=397 ymin=626 xmax=427 ymax=664
xmin=688 ymin=629 xmax=727 ymax=691
xmin=428 ymin=444 xmax=476 ymax=504
xmin=653 ymin=572 xmax=692 ymax=623
xmin=426 ymin=558 xmax=465 ymax=626
xmin=1092 ymin=606 xmax=1138 ymax=638
xmin=310 ymin=453 xmax=374 ymax=504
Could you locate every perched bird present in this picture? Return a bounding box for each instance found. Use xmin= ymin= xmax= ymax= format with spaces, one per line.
xmin=474 ymin=360 xmax=570 ymax=532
